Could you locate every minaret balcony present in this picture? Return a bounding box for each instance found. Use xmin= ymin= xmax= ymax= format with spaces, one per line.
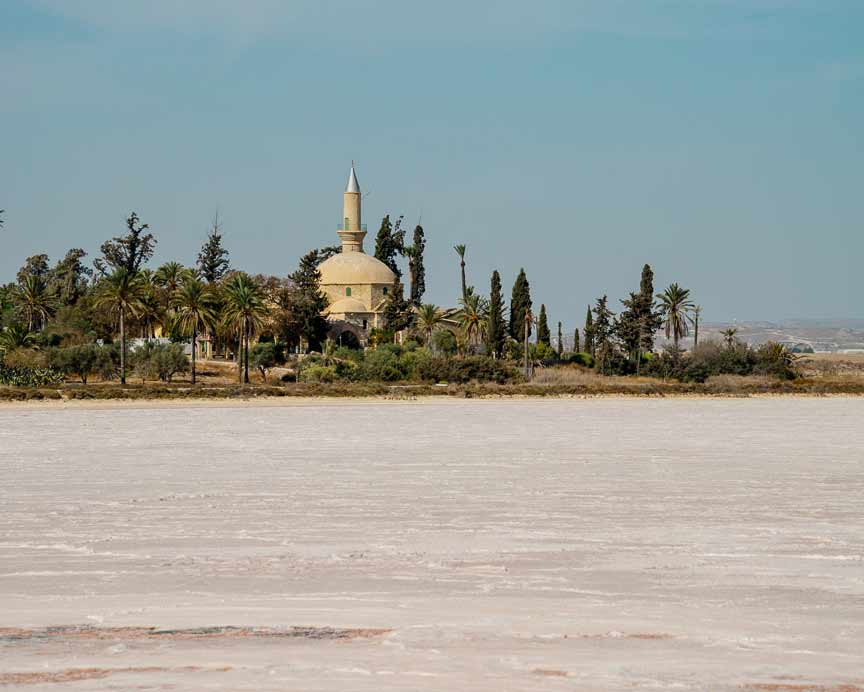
xmin=338 ymin=223 xmax=367 ymax=232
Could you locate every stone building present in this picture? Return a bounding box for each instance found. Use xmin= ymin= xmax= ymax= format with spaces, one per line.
xmin=318 ymin=165 xmax=398 ymax=347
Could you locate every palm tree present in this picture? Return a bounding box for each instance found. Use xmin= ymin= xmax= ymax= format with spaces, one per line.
xmin=416 ymin=303 xmax=447 ymax=346
xmin=221 ymin=274 xmax=267 ymax=384
xmin=172 ymin=278 xmax=216 ymax=384
xmin=14 ymin=275 xmax=55 ymax=332
xmin=93 ymin=269 xmax=147 ymax=385
xmin=155 ymin=262 xmax=192 ymax=309
xmin=656 ymin=283 xmax=694 ymax=348
xmin=0 ymin=324 xmax=36 ymax=354
xmin=721 ymin=327 xmax=738 ymax=348
xmin=137 ymin=288 xmax=163 ymax=339
xmin=458 ymin=292 xmax=488 ymax=353
xmin=454 ymin=244 xmax=467 ymax=302
xmin=691 ymin=305 xmax=702 ymax=348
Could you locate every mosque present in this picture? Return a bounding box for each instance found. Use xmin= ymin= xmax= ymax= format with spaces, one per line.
xmin=318 ymin=165 xmax=398 ymax=347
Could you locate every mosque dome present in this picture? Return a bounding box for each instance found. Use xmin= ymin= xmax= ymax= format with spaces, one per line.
xmin=319 ymin=251 xmax=396 ymax=286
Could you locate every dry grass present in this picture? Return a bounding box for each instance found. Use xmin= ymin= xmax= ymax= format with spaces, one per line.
xmin=0 ymin=625 xmax=391 ymax=642
xmin=0 ymin=666 xmax=232 ymax=686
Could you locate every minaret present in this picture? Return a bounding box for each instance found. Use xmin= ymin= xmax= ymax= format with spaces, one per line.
xmin=338 ymin=163 xmax=366 ymax=253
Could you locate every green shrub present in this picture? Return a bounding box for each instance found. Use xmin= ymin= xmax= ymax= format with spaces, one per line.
xmin=559 ymin=352 xmax=595 ymax=368
xmin=431 ymin=330 xmax=457 ymax=355
xmin=130 ymin=342 xmax=189 ymax=383
xmin=49 ymin=344 xmax=117 ymax=384
xmin=354 ymin=347 xmax=404 ymax=382
xmin=299 ymin=364 xmax=337 ymax=383
xmin=250 ymin=342 xmax=278 ymax=382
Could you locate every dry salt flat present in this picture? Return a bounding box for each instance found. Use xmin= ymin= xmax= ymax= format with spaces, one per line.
xmin=0 ymin=398 xmax=863 ymax=691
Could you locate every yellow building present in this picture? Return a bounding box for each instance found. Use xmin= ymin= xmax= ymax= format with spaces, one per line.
xmin=319 ymin=165 xmax=397 ymax=346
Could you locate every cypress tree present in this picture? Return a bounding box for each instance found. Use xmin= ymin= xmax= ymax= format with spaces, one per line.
xmin=573 ymin=327 xmax=580 ymax=353
xmin=584 ymin=306 xmax=594 ymax=356
xmin=557 ymin=321 xmax=563 ymax=356
xmin=485 ymin=270 xmax=506 ymax=359
xmin=638 ymin=263 xmax=662 ymax=353
xmin=408 ymin=224 xmax=426 ymax=306
xmin=509 ymin=268 xmax=532 ymax=340
xmin=537 ymin=304 xmax=551 ymax=346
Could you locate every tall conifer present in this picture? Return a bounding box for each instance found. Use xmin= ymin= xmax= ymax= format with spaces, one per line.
xmin=557 ymin=321 xmax=563 ymax=356
xmin=584 ymin=306 xmax=595 ymax=356
xmin=573 ymin=327 xmax=580 ymax=353
xmin=408 ymin=224 xmax=426 ymax=306
xmin=485 ymin=270 xmax=506 ymax=359
xmin=509 ymin=268 xmax=531 ymax=341
xmin=537 ymin=304 xmax=551 ymax=346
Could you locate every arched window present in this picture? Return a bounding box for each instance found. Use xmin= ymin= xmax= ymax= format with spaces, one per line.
xmin=382 ymin=287 xmax=388 ymax=295
xmin=345 ymin=287 xmax=352 ymax=297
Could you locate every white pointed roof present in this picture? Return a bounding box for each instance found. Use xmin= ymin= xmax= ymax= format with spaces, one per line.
xmin=346 ymin=164 xmax=360 ymax=194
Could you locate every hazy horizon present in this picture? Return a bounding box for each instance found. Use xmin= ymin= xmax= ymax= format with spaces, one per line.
xmin=2 ymin=1 xmax=862 ymax=324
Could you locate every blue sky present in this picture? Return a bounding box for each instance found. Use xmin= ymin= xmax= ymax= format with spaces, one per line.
xmin=2 ymin=1 xmax=862 ymax=323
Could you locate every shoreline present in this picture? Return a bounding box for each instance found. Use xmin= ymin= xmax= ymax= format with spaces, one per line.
xmin=1 ymin=390 xmax=862 ymax=410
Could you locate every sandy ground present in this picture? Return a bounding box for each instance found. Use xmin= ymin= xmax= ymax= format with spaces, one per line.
xmin=1 ymin=399 xmax=863 ymax=690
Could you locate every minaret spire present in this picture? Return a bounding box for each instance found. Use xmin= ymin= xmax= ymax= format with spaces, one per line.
xmin=346 ymin=161 xmax=360 ymax=194
xmin=339 ymin=162 xmax=366 ymax=253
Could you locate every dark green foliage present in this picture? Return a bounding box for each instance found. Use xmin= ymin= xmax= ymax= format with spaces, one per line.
xmin=130 ymin=342 xmax=189 ymax=383
xmin=508 ymin=268 xmax=531 ymax=341
xmin=559 ymin=351 xmax=595 ymax=368
xmin=573 ymin=327 xmax=580 ymax=353
xmin=557 ymin=322 xmax=563 ymax=356
xmin=290 ymin=251 xmax=330 ymax=351
xmin=382 ymin=278 xmax=413 ymax=333
xmin=592 ymin=296 xmax=617 ymax=374
xmin=197 ymin=219 xmax=230 ymax=283
xmin=316 ymin=245 xmax=341 ymax=264
xmin=250 ymin=342 xmax=278 ymax=381
xmin=408 ymin=224 xmax=426 ymax=306
xmin=583 ymin=307 xmax=594 ymax=356
xmin=415 ymin=355 xmax=518 ymax=384
xmin=50 ymin=344 xmax=117 ymax=384
xmin=643 ymin=340 xmax=798 ymax=382
xmin=485 ymin=270 xmax=506 ymax=358
xmin=537 ymin=304 xmax=551 ymax=346
xmin=373 ymin=215 xmax=405 ymax=278
xmin=49 ymin=249 xmax=92 ymax=306
xmin=618 ymin=264 xmax=663 ymax=359
xmin=95 ymin=212 xmax=156 ymax=275
xmin=432 ymin=329 xmax=457 ymax=355
xmin=638 ymin=265 xmax=663 ymax=353
xmin=16 ymin=254 xmax=50 ymax=285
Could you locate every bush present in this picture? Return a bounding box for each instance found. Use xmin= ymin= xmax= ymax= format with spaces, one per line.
xmin=415 ymin=355 xmax=519 ymax=384
xmin=0 ymin=363 xmax=64 ymax=387
xmin=354 ymin=347 xmax=404 ymax=382
xmin=431 ymin=329 xmax=457 ymax=355
xmin=299 ymin=364 xmax=337 ymax=383
xmin=559 ymin=351 xmax=595 ymax=368
xmin=50 ymin=344 xmax=117 ymax=384
xmin=250 ymin=342 xmax=278 ymax=382
xmin=130 ymin=342 xmax=189 ymax=383
xmin=644 ymin=340 xmax=797 ymax=383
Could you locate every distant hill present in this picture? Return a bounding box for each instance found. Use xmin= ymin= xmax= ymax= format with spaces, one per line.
xmin=669 ymin=320 xmax=864 ymax=353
